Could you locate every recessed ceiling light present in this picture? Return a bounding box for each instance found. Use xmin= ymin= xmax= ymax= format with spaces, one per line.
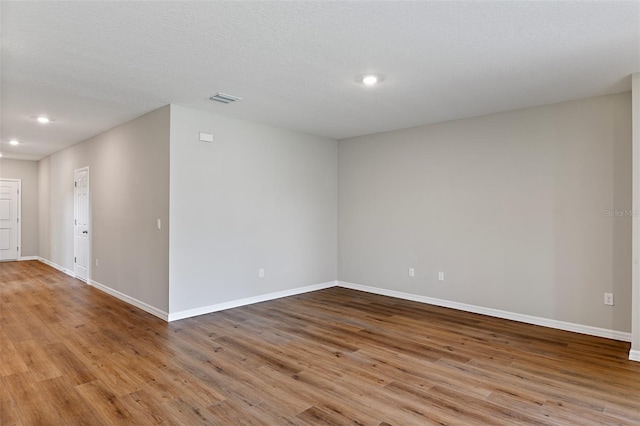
xmin=362 ymin=75 xmax=378 ymax=85
xmin=0 ymin=153 xmax=3 ymax=158
xmin=356 ymin=74 xmax=384 ymax=86
xmin=9 ymin=140 xmax=19 ymax=146
xmin=37 ymin=116 xmax=50 ymax=124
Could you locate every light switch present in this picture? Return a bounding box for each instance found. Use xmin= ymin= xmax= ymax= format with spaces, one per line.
xmin=157 ymin=219 xmax=161 ymax=230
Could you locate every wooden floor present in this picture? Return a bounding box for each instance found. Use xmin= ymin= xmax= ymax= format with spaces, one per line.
xmin=1 ymin=261 xmax=639 ymax=425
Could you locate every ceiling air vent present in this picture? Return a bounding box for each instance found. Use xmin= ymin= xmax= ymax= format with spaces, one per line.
xmin=209 ymin=92 xmax=242 ymax=104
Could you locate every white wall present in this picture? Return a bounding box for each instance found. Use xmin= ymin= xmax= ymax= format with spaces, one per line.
xmin=339 ymin=92 xmax=632 ymax=333
xmin=28 ymin=91 xmax=635 ymax=341
xmin=38 ymin=106 xmax=170 ymax=313
xmin=169 ymin=105 xmax=338 ymax=315
xmin=0 ymin=159 xmax=39 ymax=257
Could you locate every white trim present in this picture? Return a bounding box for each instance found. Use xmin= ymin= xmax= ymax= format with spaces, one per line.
xmin=168 ymin=281 xmax=337 ymax=322
xmin=89 ymin=279 xmax=169 ymax=321
xmin=38 ymin=257 xmax=74 ymax=277
xmin=337 ymin=281 xmax=632 ymax=342
xmin=0 ymin=178 xmax=22 ymax=260
xmin=632 ymin=72 xmax=640 ymax=361
xmin=37 ymin=256 xmax=167 ymax=321
xmin=629 ymin=349 xmax=640 ymax=362
xmin=18 ymin=256 xmax=38 ymax=261
xmin=30 ymin=259 xmax=637 ymax=346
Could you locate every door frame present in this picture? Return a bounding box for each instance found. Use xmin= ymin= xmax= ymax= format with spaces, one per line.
xmin=0 ymin=178 xmax=21 ymax=261
xmin=73 ymin=167 xmax=90 ymax=282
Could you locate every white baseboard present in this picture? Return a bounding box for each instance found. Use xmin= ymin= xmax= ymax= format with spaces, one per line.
xmin=38 ymin=256 xmax=169 ymax=321
xmin=168 ymin=281 xmax=337 ymax=322
xmin=89 ymin=279 xmax=169 ymax=321
xmin=28 ymin=261 xmax=637 ymax=350
xmin=37 ymin=257 xmax=75 ymax=278
xmin=18 ymin=256 xmax=38 ymax=261
xmin=337 ymin=281 xmax=632 ymax=343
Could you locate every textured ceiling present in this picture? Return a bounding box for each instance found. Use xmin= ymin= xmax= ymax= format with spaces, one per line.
xmin=1 ymin=1 xmax=639 ymax=160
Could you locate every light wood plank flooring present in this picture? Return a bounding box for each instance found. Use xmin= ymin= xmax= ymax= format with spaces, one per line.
xmin=1 ymin=260 xmax=639 ymax=425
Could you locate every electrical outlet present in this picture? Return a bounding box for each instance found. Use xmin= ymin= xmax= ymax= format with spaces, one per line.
xmin=604 ymin=293 xmax=614 ymax=306
xmin=408 ymin=268 xmax=415 ymax=277
xmin=95 ymin=258 xmax=99 ymax=268
xmin=438 ymin=272 xmax=445 ymax=281
xmin=259 ymin=268 xmax=265 ymax=278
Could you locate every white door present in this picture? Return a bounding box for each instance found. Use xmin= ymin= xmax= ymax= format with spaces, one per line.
xmin=74 ymin=168 xmax=89 ymax=282
xmin=0 ymin=179 xmax=20 ymax=261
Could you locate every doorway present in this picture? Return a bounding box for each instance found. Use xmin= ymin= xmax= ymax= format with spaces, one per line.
xmin=0 ymin=178 xmax=21 ymax=261
xmin=74 ymin=167 xmax=90 ymax=282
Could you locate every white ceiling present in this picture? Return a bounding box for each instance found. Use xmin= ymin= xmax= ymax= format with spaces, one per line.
xmin=1 ymin=1 xmax=639 ymax=161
